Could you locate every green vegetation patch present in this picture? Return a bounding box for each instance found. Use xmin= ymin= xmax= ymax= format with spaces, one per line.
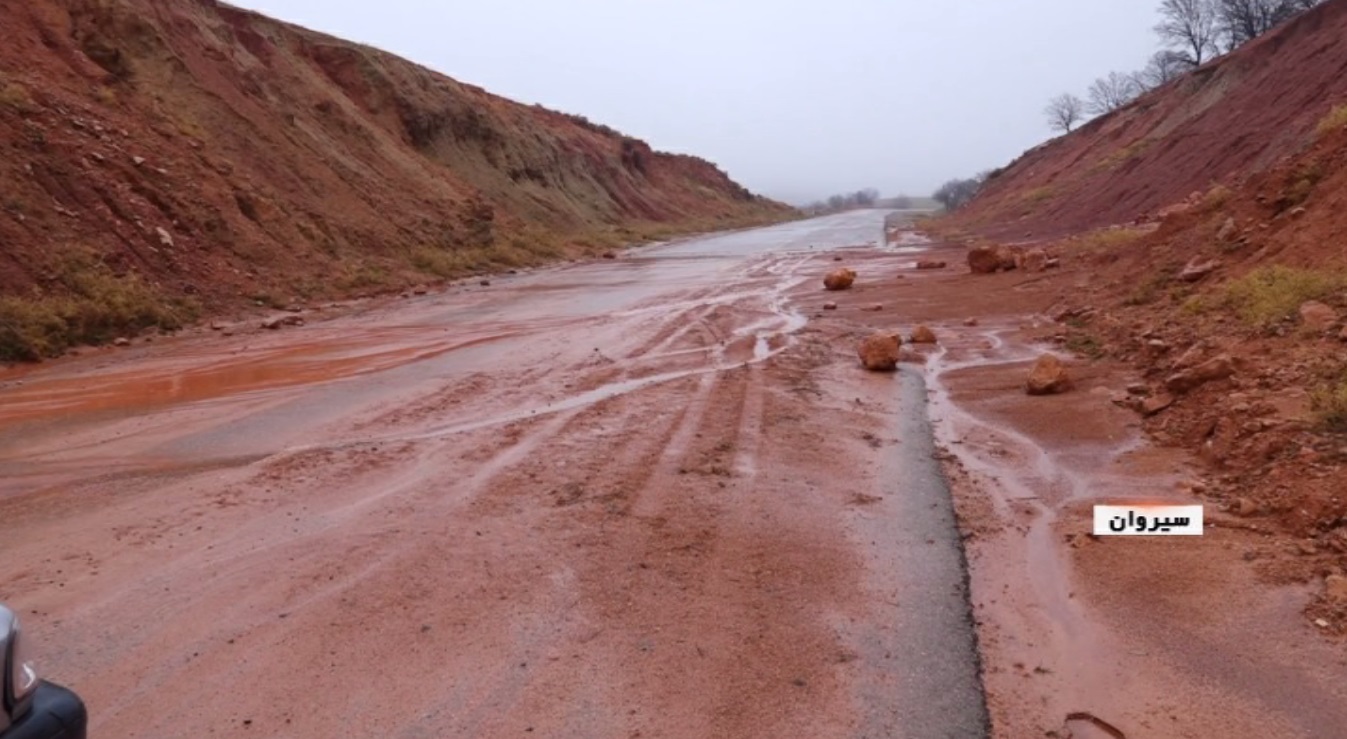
xmin=1316 ymin=104 xmax=1347 ymax=137
xmin=1186 ymin=265 xmax=1345 ymax=327
xmin=0 ymin=257 xmax=198 ymax=361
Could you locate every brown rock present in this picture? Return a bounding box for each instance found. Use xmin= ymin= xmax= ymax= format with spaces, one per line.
xmin=479 ymin=279 xmax=491 ymax=286
xmin=967 ymin=245 xmax=1001 ymax=274
xmin=1299 ymin=301 xmax=1337 ymax=332
xmin=963 ymin=318 xmax=979 ymax=327
xmin=1324 ymin=575 xmax=1347 ymax=603
xmin=824 ymin=268 xmax=857 ymax=291
xmin=1165 ymin=354 xmax=1234 ymax=393
xmin=1141 ymin=393 xmax=1175 ymax=416
xmin=112 ymin=337 xmax=131 ymax=347
xmin=822 ymin=302 xmax=838 ymax=311
xmin=1026 ymin=354 xmax=1073 ymax=396
xmin=1234 ymin=497 xmax=1258 ymax=517
xmin=1216 ymin=216 xmax=1238 ymax=242
xmin=1022 ymin=248 xmax=1049 ymax=273
xmin=910 ymin=325 xmax=938 ymax=344
xmin=995 ymin=246 xmax=1019 ymax=271
xmin=602 ymin=251 xmax=617 ymax=259
xmin=857 ymin=333 xmax=901 ymax=372
xmin=864 ymin=303 xmax=883 ymax=312
xmin=916 ymin=260 xmax=946 ymax=270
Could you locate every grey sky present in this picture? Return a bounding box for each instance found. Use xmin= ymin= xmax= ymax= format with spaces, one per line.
xmin=228 ymin=0 xmax=1161 ymax=204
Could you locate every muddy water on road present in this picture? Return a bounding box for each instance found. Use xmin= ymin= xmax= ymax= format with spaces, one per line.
xmin=0 ymin=211 xmax=993 ymax=738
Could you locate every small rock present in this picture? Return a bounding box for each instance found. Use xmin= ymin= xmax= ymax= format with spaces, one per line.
xmin=413 ymin=287 xmax=428 ymax=296
xmin=1299 ymin=301 xmax=1337 ymax=332
xmin=1216 ymin=216 xmax=1238 ymax=242
xmin=857 ymin=333 xmax=901 ymax=372
xmin=1234 ymin=497 xmax=1257 ymax=517
xmin=1141 ymin=393 xmax=1175 ymax=416
xmin=155 ymin=227 xmax=174 ymax=248
xmin=1179 ymin=257 xmax=1219 ymax=282
xmin=1126 ymin=382 xmax=1150 ymax=396
xmin=910 ymin=325 xmax=938 ymax=344
xmin=132 ymin=156 xmax=146 ymax=166
xmin=824 ymin=268 xmax=857 ymax=291
xmin=1026 ymin=354 xmax=1073 ymax=396
xmin=822 ymin=302 xmax=838 ymax=311
xmin=963 ymin=318 xmax=979 ymax=327
xmin=112 ymin=337 xmax=131 ymax=347
xmin=915 ymin=260 xmax=946 ymax=270
xmin=832 ymin=256 xmax=843 ymax=262
xmin=479 ymin=279 xmax=491 ymax=287
xmin=864 ymin=303 xmax=883 ymax=312
xmin=602 ymin=251 xmax=617 ymax=260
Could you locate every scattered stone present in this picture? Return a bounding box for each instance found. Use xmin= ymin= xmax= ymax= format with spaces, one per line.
xmin=833 ymin=256 xmax=843 ymax=262
xmin=963 ymin=318 xmax=979 ymax=327
xmin=602 ymin=251 xmax=617 ymax=260
xmin=915 ymin=260 xmax=946 ymax=270
xmin=1044 ymin=258 xmax=1061 ymax=270
xmin=857 ymin=333 xmax=901 ymax=372
xmin=1299 ymin=301 xmax=1337 ymax=332
xmin=824 ymin=268 xmax=857 ymax=291
xmin=479 ymin=279 xmax=491 ymax=287
xmin=1165 ymin=354 xmax=1234 ymax=393
xmin=1339 ymin=326 xmax=1347 ymax=342
xmin=132 ymin=155 xmax=146 ymax=166
xmin=910 ymin=325 xmax=938 ymax=344
xmin=413 ymin=287 xmax=428 ymax=296
xmin=1026 ymin=354 xmax=1073 ymax=396
xmin=1179 ymin=257 xmax=1220 ymax=282
xmin=864 ymin=303 xmax=883 ymax=312
xmin=822 ymin=302 xmax=838 ymax=311
xmin=112 ymin=337 xmax=131 ymax=347
xmin=1234 ymin=497 xmax=1257 ymax=517
xmin=1216 ymin=216 xmax=1238 ymax=242
xmin=1126 ymin=382 xmax=1150 ymax=396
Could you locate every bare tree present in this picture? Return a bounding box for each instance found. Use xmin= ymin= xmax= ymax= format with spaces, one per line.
xmin=1044 ymin=93 xmax=1086 ymax=133
xmin=932 ymin=176 xmax=985 ymax=211
xmin=1133 ymin=50 xmax=1190 ymax=90
xmin=1216 ymin=0 xmax=1325 ymax=49
xmin=1156 ymin=0 xmax=1221 ymax=67
xmin=1086 ymin=72 xmax=1143 ymax=115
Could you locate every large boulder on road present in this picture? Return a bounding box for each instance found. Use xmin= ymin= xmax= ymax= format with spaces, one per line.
xmin=1026 ymin=354 xmax=1073 ymax=395
xmin=968 ymin=245 xmax=1000 ymax=274
xmin=857 ymin=333 xmax=901 ymax=372
xmin=824 ymin=268 xmax=857 ymax=291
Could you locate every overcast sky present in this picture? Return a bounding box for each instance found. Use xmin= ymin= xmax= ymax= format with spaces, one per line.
xmin=228 ymin=0 xmax=1161 ymax=204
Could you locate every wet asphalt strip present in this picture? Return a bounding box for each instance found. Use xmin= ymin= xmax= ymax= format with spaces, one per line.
xmin=853 ymin=365 xmax=990 ymax=738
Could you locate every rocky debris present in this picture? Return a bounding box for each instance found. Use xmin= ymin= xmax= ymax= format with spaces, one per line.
xmin=864 ymin=303 xmax=883 ymax=312
xmin=1216 ymin=216 xmax=1238 ymax=242
xmin=1299 ymin=301 xmax=1337 ymax=332
xmin=832 ymin=255 xmax=843 ymax=262
xmin=1126 ymin=382 xmax=1150 ymax=396
xmin=479 ymin=279 xmax=491 ymax=287
xmin=1165 ymin=354 xmax=1234 ymax=393
xmin=1179 ymin=257 xmax=1220 ymax=282
xmin=916 ymin=260 xmax=946 ymax=270
xmin=1233 ymin=497 xmax=1258 ymax=517
xmin=995 ymin=246 xmax=1020 ymax=271
xmin=963 ymin=318 xmax=979 ymax=327
xmin=910 ymin=325 xmax=938 ymax=344
xmin=824 ymin=268 xmax=857 ymax=291
xmin=1025 ymin=354 xmax=1073 ymax=396
xmin=261 ymin=315 xmax=305 ymax=330
xmin=857 ymin=333 xmax=901 ymax=372
xmin=602 ymin=251 xmax=617 ymax=260
xmin=112 ymin=337 xmax=131 ymax=347
xmin=822 ymin=302 xmax=838 ymax=311
xmin=412 ymin=287 xmax=428 ymax=296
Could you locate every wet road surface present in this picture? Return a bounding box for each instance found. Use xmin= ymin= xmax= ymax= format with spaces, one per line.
xmin=0 ymin=210 xmax=989 ymax=738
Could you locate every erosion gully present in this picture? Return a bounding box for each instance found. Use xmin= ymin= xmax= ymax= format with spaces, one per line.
xmin=1 ymin=210 xmax=1343 ymax=738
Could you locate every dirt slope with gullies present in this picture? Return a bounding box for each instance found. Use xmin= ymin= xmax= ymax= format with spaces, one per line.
xmin=0 ymin=0 xmax=790 ymax=358
xmin=955 ymin=0 xmax=1347 ymax=240
xmin=932 ymin=0 xmax=1347 ymax=638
